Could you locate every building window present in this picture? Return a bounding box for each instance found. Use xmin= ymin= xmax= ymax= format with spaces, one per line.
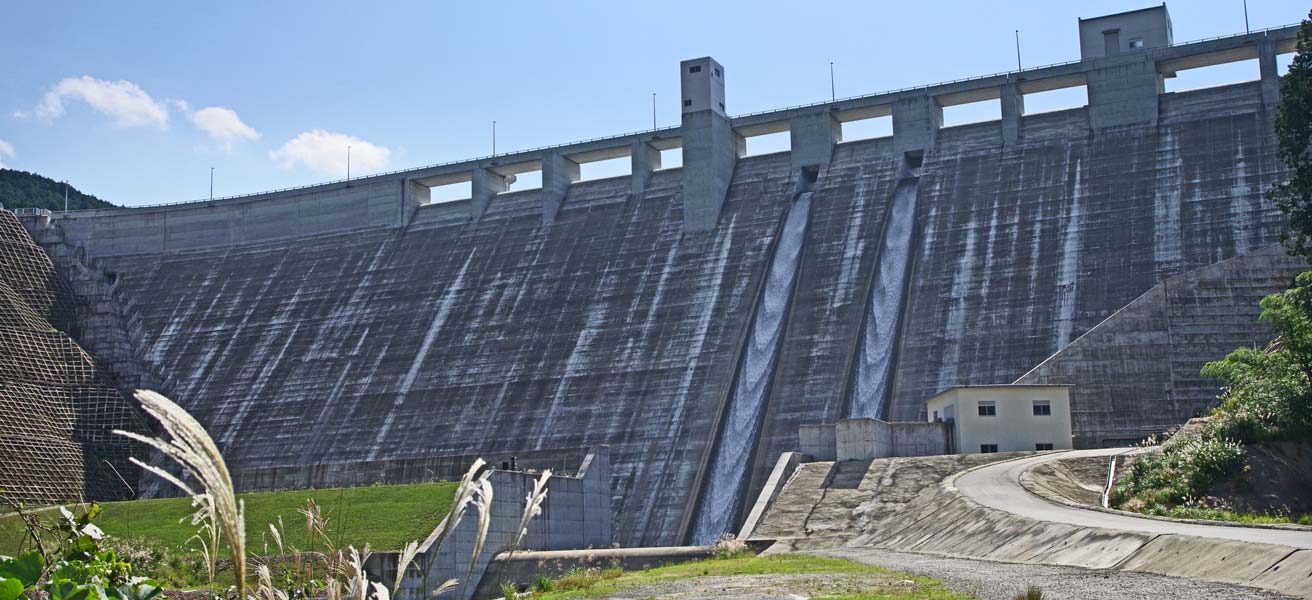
xmin=977 ymin=401 xmax=996 ymax=417
xmin=718 ymin=102 xmax=725 ymax=111
xmin=689 ymin=65 xmax=702 ymax=74
xmin=1036 ymin=443 xmax=1054 ymax=451
xmin=714 ymin=67 xmax=721 ymax=77
xmin=1129 ymin=38 xmax=1145 ymax=49
xmin=1032 ymin=401 xmax=1051 ymax=416
xmin=980 ymin=444 xmax=998 ymax=453
xmin=683 ymin=99 xmax=692 ymax=107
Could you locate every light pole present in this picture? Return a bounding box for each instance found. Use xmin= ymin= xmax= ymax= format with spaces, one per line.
xmin=1244 ymin=0 xmax=1250 ymax=34
xmin=1015 ymin=30 xmax=1022 ymax=71
xmin=63 ymin=181 xmax=69 ymax=212
xmin=830 ymin=62 xmax=836 ymax=102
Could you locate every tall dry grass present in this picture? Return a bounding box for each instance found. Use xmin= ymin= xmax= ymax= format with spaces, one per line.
xmin=116 ymin=389 xmax=549 ymax=600
xmin=114 ymin=389 xmax=248 ymax=598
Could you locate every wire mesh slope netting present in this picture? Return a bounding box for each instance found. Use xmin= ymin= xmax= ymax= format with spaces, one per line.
xmin=0 ymin=209 xmax=142 ymax=506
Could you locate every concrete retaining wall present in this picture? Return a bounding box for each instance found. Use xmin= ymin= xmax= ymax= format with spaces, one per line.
xmin=833 ymin=419 xmax=949 ymax=461
xmin=367 ymin=447 xmax=611 ymax=600
xmin=799 ymin=424 xmax=836 ymax=461
xmin=1017 ymin=245 xmax=1307 ymax=446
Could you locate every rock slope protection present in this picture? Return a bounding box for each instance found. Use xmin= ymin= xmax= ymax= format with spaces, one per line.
xmin=44 ymin=81 xmax=1288 ymax=546
xmin=0 ymin=209 xmax=140 ymax=504
xmin=756 ymin=451 xmax=1312 ymax=598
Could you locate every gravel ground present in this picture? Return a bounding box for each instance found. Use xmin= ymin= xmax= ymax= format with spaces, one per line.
xmin=555 ymin=572 xmax=929 ymax=599
xmin=812 ymin=548 xmax=1296 ymax=600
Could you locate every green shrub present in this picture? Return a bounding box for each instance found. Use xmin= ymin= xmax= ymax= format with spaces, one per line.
xmin=1114 ymin=272 xmax=1312 ymax=520
xmin=1014 ymin=586 xmax=1043 ymax=600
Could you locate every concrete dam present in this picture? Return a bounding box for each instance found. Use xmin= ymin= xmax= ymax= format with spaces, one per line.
xmin=5 ymin=12 xmax=1303 ymax=547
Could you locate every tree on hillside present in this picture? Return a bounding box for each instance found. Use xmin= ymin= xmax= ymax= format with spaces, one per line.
xmin=1274 ymin=11 xmax=1312 ymax=260
xmin=0 ymin=168 xmax=116 ymax=212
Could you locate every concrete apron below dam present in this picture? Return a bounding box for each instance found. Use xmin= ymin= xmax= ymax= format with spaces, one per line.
xmin=749 ymin=450 xmax=1312 ymax=599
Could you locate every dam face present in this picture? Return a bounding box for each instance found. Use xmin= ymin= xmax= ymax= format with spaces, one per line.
xmin=10 ymin=20 xmax=1300 ymax=545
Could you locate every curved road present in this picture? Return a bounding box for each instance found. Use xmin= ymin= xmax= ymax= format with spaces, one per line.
xmin=954 ymin=448 xmax=1312 ymax=549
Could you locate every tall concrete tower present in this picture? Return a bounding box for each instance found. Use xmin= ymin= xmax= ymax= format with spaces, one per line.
xmin=680 ymin=57 xmax=742 ymax=233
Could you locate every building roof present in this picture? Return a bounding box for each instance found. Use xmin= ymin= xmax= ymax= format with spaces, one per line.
xmin=1078 ymin=3 xmax=1168 ymax=23
xmin=924 ymin=384 xmax=1072 ymax=404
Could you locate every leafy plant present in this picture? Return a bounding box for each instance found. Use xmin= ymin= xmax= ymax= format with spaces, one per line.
xmin=0 ymin=504 xmax=162 ymax=600
xmin=1114 ymin=272 xmax=1312 ymax=518
xmin=532 ymin=573 xmax=554 ymax=593
xmin=1272 ymin=10 xmax=1312 ymax=259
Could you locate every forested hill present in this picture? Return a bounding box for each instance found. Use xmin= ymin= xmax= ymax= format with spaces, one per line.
xmin=0 ymin=168 xmax=117 ymax=212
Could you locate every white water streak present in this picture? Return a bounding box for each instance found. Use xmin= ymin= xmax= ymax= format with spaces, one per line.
xmin=849 ymin=179 xmax=919 ymax=420
xmin=367 ymin=253 xmax=474 ymax=459
xmin=1054 ymin=159 xmax=1085 ymax=350
xmin=691 ymin=192 xmax=812 ymax=544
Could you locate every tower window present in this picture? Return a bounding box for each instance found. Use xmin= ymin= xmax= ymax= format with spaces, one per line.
xmin=689 ymin=65 xmax=702 ymax=73
xmin=683 ymin=99 xmax=693 ymax=107
xmin=714 ymin=67 xmax=721 ymax=77
xmin=1129 ymin=38 xmax=1144 ymax=49
xmin=718 ymin=102 xmax=725 ymax=111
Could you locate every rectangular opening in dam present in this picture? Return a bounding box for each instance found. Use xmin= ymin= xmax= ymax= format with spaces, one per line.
xmin=1022 ymin=85 xmax=1088 ymax=115
xmin=427 ymin=181 xmax=473 ymax=203
xmin=507 ymin=171 xmax=542 ymax=192
xmin=579 ymin=156 xmax=631 ymax=181
xmin=744 ymin=131 xmax=791 ymax=156
xmin=1164 ymin=58 xmax=1259 ymax=93
xmin=941 ymin=98 xmax=1001 ymax=127
xmin=659 ymin=147 xmax=683 ymax=170
xmin=839 ymin=115 xmax=892 ymax=142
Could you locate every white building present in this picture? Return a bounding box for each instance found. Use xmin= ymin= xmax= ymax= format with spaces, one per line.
xmin=925 ymin=385 xmax=1074 ymax=454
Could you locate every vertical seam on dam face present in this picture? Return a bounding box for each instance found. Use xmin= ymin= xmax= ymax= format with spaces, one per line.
xmin=847 ymin=162 xmax=921 ymax=420
xmin=690 ymin=191 xmax=813 ymax=545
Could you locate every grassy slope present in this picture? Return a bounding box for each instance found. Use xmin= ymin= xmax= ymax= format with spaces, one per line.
xmin=1 ymin=482 xmax=457 ymax=557
xmin=0 ymin=169 xmax=116 ymax=212
xmin=529 ymin=555 xmax=970 ymax=600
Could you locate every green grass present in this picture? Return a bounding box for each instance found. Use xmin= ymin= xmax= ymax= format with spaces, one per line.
xmin=1 ymin=481 xmax=457 ymax=558
xmin=521 ymin=554 xmax=971 ymax=600
xmin=1147 ymin=505 xmax=1312 ymax=526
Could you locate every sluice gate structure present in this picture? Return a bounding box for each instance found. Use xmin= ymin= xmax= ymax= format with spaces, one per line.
xmin=5 ymin=8 xmax=1306 ymax=546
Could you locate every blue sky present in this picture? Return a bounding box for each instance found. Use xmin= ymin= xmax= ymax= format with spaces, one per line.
xmin=1 ymin=0 xmax=1306 ymax=206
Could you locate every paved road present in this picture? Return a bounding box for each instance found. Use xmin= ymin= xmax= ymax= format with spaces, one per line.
xmin=954 ymin=448 xmax=1312 ymax=549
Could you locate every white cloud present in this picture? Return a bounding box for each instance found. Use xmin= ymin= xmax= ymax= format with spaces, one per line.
xmin=0 ymin=139 xmax=13 ymax=168
xmin=270 ymin=129 xmax=390 ymax=178
xmin=36 ymin=76 xmax=169 ymax=129
xmin=191 ymin=106 xmax=260 ymax=149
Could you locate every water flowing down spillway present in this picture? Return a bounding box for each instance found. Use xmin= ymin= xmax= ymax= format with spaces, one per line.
xmin=691 ymin=192 xmax=813 ymax=544
xmin=849 ymin=177 xmax=920 ymax=420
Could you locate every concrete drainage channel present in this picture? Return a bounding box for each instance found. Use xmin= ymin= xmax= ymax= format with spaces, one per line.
xmin=745 ymin=450 xmax=1312 ymax=599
